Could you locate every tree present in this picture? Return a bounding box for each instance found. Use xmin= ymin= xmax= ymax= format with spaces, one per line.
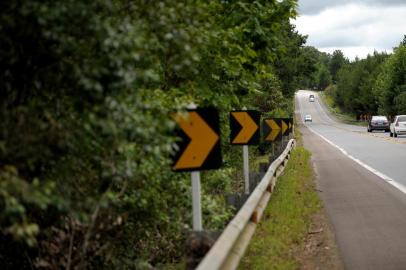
xmin=394 ymin=91 xmax=406 ymax=114
xmin=374 ymin=45 xmax=406 ymax=115
xmin=329 ymin=50 xmax=347 ymax=83
xmin=315 ymin=64 xmax=332 ymax=90
xmin=272 ymin=22 xmax=308 ymax=97
xmin=333 ymin=51 xmax=388 ymax=114
xmin=400 ymin=34 xmax=406 ymax=47
xmin=295 ymin=46 xmax=319 ymax=88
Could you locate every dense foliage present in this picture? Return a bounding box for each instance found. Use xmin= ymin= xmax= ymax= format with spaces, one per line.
xmin=0 ymin=0 xmax=308 ymax=268
xmin=307 ymin=36 xmax=406 ymax=118
xmin=334 ymin=51 xmax=388 ymax=114
xmin=374 ymin=44 xmax=406 ymax=115
xmin=329 ymin=50 xmax=347 ymax=83
xmin=294 ymin=46 xmax=333 ymax=91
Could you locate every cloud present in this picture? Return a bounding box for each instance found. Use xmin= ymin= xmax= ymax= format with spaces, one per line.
xmin=293 ymin=3 xmax=406 ymax=59
xmin=299 ymin=0 xmax=406 ymax=15
xmin=319 ymin=46 xmax=391 ymax=60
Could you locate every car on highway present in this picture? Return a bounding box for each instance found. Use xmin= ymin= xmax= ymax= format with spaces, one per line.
xmin=309 ymin=94 xmax=315 ymax=102
xmin=304 ymin=114 xmax=312 ymax=122
xmin=367 ymin=116 xmax=390 ymax=132
xmin=390 ymin=115 xmax=406 ymax=137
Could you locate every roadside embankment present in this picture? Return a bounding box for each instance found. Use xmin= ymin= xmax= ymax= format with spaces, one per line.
xmin=239 ymin=129 xmax=343 ymax=270
xmin=319 ymin=86 xmax=366 ymax=126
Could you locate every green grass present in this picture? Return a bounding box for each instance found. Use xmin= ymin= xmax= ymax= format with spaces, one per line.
xmin=319 ymin=89 xmax=366 ymax=126
xmin=238 ymin=145 xmax=321 ymax=270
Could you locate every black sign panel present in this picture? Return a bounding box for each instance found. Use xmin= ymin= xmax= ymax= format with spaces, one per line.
xmin=262 ymin=118 xmax=282 ymax=142
xmin=289 ymin=118 xmax=294 ymax=133
xmin=281 ymin=118 xmax=290 ymax=136
xmin=171 ymin=108 xmax=222 ymax=172
xmin=230 ymin=110 xmax=261 ymax=145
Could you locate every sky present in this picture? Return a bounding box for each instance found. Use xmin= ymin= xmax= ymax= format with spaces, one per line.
xmin=294 ymin=0 xmax=406 ymax=60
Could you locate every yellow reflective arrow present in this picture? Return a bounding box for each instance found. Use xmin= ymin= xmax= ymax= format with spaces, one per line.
xmin=282 ymin=120 xmax=288 ymax=135
xmin=172 ymin=112 xmax=219 ymax=170
xmin=267 ymin=130 xmax=280 ymax=141
xmin=231 ymin=112 xmax=259 ymax=144
xmin=265 ymin=119 xmax=280 ymax=141
xmin=289 ymin=122 xmax=292 ymax=129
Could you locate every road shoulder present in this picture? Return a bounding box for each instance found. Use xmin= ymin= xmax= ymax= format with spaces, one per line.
xmin=295 ymin=207 xmax=344 ymax=270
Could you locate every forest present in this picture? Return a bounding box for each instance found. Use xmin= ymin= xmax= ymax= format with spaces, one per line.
xmin=0 ymin=0 xmax=317 ymax=269
xmin=310 ymin=37 xmax=406 ymax=117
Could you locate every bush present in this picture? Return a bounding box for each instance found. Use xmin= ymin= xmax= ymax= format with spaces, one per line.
xmin=0 ymin=0 xmax=300 ymax=268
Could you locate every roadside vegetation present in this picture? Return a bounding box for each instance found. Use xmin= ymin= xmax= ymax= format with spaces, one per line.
xmin=0 ymin=0 xmax=328 ymax=268
xmin=319 ymin=86 xmax=366 ymax=126
xmin=304 ymin=36 xmax=406 ymax=119
xmin=239 ymin=135 xmax=321 ymax=269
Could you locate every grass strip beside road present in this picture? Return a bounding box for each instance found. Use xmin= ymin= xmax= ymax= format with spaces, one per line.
xmin=319 ymin=88 xmax=366 ymax=126
xmin=239 ymin=145 xmax=321 ymax=270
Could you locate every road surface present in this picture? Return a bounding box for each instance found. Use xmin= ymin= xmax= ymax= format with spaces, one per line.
xmin=296 ymin=90 xmax=406 ymax=270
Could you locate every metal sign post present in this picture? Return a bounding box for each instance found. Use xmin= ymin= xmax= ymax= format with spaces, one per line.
xmin=243 ymin=145 xmax=249 ymax=194
xmin=281 ymin=119 xmax=288 ymax=149
xmin=191 ymin=171 xmax=202 ymax=231
xmin=171 ymin=108 xmax=222 ymax=231
xmin=281 ymin=133 xmax=284 ymax=149
xmin=272 ymin=143 xmax=275 ymax=158
xmin=242 ymin=106 xmax=250 ymax=195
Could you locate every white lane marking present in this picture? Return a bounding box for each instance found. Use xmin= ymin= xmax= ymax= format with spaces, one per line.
xmin=296 ymin=91 xmax=406 ymax=195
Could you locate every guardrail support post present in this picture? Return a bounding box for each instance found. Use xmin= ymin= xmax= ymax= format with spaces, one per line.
xmin=251 ymin=211 xmax=259 ymax=224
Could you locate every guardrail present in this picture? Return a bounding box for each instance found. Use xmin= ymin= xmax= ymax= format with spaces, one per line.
xmin=196 ymin=139 xmax=296 ymax=270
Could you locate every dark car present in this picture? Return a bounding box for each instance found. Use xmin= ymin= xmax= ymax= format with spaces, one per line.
xmin=367 ymin=116 xmax=390 ymax=132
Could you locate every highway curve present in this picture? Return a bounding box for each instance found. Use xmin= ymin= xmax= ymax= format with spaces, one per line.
xmin=296 ymin=90 xmax=406 ymax=270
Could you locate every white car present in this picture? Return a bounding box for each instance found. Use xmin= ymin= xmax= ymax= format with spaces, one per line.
xmin=390 ymin=115 xmax=406 ymax=137
xmin=309 ymin=95 xmax=315 ymax=102
xmin=304 ymin=114 xmax=312 ymax=122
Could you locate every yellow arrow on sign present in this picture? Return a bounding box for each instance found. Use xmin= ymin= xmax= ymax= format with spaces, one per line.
xmin=289 ymin=121 xmax=292 ymax=130
xmin=281 ymin=120 xmax=288 ymax=135
xmin=265 ymin=119 xmax=280 ymax=141
xmin=172 ymin=112 xmax=219 ymax=170
xmin=231 ymin=112 xmax=259 ymax=144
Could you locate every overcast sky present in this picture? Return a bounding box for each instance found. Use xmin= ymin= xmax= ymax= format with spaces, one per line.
xmin=294 ymin=0 xmax=406 ymax=60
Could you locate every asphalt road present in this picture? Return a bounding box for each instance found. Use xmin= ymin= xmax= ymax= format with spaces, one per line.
xmin=296 ymin=90 xmax=406 ymax=270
